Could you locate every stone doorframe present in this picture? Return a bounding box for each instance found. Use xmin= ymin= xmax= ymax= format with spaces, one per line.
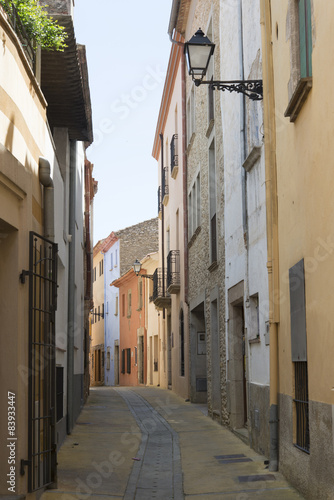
xmin=227 ymin=280 xmax=248 ymax=429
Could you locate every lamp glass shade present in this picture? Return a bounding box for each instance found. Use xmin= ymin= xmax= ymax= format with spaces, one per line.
xmin=184 ymin=29 xmax=215 ymax=79
xmin=133 ymin=259 xmax=141 ymax=275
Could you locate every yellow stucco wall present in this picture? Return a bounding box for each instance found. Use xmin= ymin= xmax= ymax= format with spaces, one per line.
xmin=271 ymin=1 xmax=334 ymax=404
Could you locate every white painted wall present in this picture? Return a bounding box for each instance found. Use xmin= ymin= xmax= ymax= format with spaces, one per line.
xmin=104 ymin=240 xmax=120 ymax=385
xmin=220 ymin=0 xmax=269 ymax=385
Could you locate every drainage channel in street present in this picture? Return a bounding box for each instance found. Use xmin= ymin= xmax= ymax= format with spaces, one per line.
xmin=116 ymin=387 xmax=184 ymax=500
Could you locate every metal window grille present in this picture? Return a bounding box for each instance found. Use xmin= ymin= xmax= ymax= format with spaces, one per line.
xmin=210 ymin=214 xmax=217 ymax=263
xmin=170 ymin=134 xmax=178 ymax=174
xmin=0 ymin=0 xmax=36 ymax=70
xmin=167 ymin=250 xmax=180 ymax=290
xmin=56 ymin=367 xmax=64 ymax=423
xmin=180 ymin=310 xmax=185 ymax=376
xmin=127 ymin=348 xmax=131 ymax=374
xmin=26 ymin=232 xmax=58 ymax=491
xmin=294 ymin=361 xmax=310 ymax=453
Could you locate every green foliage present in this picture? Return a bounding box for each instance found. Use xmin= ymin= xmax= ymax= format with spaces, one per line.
xmin=0 ymin=0 xmax=67 ymax=51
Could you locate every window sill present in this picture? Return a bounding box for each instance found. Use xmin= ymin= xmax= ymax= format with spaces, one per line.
xmin=206 ymin=119 xmax=214 ymax=138
xmin=188 ymin=226 xmax=201 ymax=249
xmin=249 ymin=337 xmax=260 ymax=345
xmin=208 ymin=261 xmax=218 ymax=273
xmin=243 ymin=146 xmax=262 ymax=172
xmin=285 ymin=77 xmax=312 ymax=122
xmin=186 ymin=133 xmax=195 ymax=155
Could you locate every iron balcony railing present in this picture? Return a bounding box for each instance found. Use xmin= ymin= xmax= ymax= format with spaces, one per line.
xmin=157 ymin=186 xmax=162 ymax=215
xmin=0 ymin=0 xmax=36 ymax=70
xmin=167 ymin=250 xmax=180 ymax=293
xmin=152 ymin=268 xmax=170 ymax=309
xmin=162 ymin=167 xmax=169 ymax=202
xmin=170 ymin=134 xmax=178 ymax=175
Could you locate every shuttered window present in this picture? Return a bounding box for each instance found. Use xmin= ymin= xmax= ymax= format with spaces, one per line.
xmin=299 ymin=0 xmax=312 ymax=78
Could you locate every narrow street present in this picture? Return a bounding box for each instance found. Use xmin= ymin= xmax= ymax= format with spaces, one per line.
xmin=41 ymin=387 xmax=303 ymax=500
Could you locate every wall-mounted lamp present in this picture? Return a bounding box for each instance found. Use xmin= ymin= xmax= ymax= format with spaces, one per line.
xmin=133 ymin=259 xmax=154 ymax=280
xmin=90 ymin=308 xmax=104 ymax=320
xmin=184 ymin=28 xmax=263 ymax=101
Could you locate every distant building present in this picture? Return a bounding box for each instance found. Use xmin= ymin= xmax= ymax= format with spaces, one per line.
xmin=152 ymin=30 xmax=190 ymax=399
xmin=90 ymin=218 xmax=159 ymax=387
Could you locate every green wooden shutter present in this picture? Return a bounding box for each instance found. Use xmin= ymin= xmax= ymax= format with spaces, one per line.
xmin=299 ymin=0 xmax=312 ymax=77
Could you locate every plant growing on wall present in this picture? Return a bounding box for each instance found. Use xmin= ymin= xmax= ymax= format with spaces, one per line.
xmin=0 ymin=0 xmax=67 ymax=51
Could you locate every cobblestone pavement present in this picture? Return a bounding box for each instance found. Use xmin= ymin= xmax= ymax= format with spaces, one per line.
xmin=40 ymin=386 xmax=304 ymax=500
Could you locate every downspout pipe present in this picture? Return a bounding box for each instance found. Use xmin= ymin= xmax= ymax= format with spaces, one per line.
xmin=260 ymin=0 xmax=279 ymax=472
xmin=67 ymin=141 xmax=77 ymax=434
xmin=39 ymin=157 xmax=54 ymax=242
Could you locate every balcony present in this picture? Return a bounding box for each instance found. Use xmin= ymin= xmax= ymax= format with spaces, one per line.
xmin=167 ymin=250 xmax=180 ymax=294
xmin=152 ymin=268 xmax=171 ymax=310
xmin=157 ymin=186 xmax=162 ymax=218
xmin=170 ymin=134 xmax=179 ymax=179
xmin=1 ymin=0 xmax=36 ymax=70
xmin=162 ymin=167 xmax=169 ymax=206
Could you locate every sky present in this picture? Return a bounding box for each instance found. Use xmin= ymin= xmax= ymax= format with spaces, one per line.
xmin=73 ymin=0 xmax=173 ymax=244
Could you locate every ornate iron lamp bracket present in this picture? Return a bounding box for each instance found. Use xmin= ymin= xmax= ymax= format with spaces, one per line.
xmin=194 ymin=79 xmax=263 ymax=101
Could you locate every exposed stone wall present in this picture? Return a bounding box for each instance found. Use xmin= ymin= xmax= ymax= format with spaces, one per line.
xmin=279 ymin=393 xmax=334 ymax=499
xmin=116 ymin=217 xmax=159 ymax=276
xmin=186 ymin=0 xmax=226 ymax=420
xmin=39 ymin=0 xmax=72 ymax=15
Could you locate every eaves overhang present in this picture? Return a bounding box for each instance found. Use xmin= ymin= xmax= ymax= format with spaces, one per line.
xmin=41 ymin=15 xmax=93 ymax=144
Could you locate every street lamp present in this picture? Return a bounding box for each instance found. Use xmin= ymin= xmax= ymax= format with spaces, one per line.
xmin=184 ymin=28 xmax=263 ymax=101
xmin=133 ymin=259 xmax=154 ymax=280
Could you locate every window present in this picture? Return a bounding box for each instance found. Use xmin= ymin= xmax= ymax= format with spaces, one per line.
xmin=122 ymin=294 xmax=125 ymax=317
xmin=115 ymin=295 xmax=119 ymax=316
xmin=209 ymin=140 xmax=217 ymax=264
xmin=93 ymin=266 xmax=96 ymax=282
xmin=107 ymin=349 xmax=111 ymax=370
xmin=110 ymin=253 xmax=113 ymax=269
xmin=127 ymin=348 xmax=131 ymax=374
xmin=187 ymin=84 xmax=195 ymax=145
xmin=188 ymin=172 xmax=201 ymax=239
xmin=127 ymin=290 xmax=132 ymax=318
xmin=285 ymin=0 xmax=313 ymax=121
xmin=206 ymin=19 xmax=214 ymax=123
xmin=102 ymin=303 xmax=104 ymax=319
xmin=56 ymin=367 xmax=64 ymax=422
xmin=180 ymin=309 xmax=185 ymax=376
xmin=294 ymin=361 xmax=310 ymax=452
xmin=138 ymin=279 xmax=143 ymax=311
xmin=299 ymin=0 xmax=312 ymax=78
xmin=249 ymin=294 xmax=260 ymax=341
xmin=289 ymin=259 xmax=309 ymax=452
xmin=98 ymin=305 xmax=100 ymax=321
xmin=115 ymin=249 xmax=118 ymax=267
xmin=135 ymin=346 xmax=138 ymax=366
xmin=121 ymin=349 xmax=125 ymax=374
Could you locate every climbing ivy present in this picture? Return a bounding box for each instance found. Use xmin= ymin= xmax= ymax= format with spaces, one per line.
xmin=0 ymin=0 xmax=67 ymax=51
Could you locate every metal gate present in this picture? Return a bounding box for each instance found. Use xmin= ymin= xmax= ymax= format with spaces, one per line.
xmin=22 ymin=232 xmax=58 ymax=491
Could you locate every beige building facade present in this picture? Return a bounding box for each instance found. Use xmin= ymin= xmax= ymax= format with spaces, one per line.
xmin=152 ymin=31 xmax=190 ymax=399
xmin=91 ymin=241 xmax=106 ymax=385
xmin=0 ymin=0 xmax=93 ymax=496
xmin=261 ymin=0 xmax=334 ymax=496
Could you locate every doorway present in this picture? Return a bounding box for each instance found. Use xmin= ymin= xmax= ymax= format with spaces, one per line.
xmin=228 ymin=282 xmax=248 ymax=429
xmin=114 ymin=343 xmax=119 ymax=385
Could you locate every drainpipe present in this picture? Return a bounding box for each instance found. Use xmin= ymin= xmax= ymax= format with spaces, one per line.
xmin=39 ymin=157 xmax=54 ymax=241
xmin=67 ymin=140 xmax=76 ymax=434
xmin=260 ymin=0 xmax=279 ymax=472
xmin=38 ymin=156 xmax=56 ymax=486
xmin=181 ymin=52 xmax=189 ymax=308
